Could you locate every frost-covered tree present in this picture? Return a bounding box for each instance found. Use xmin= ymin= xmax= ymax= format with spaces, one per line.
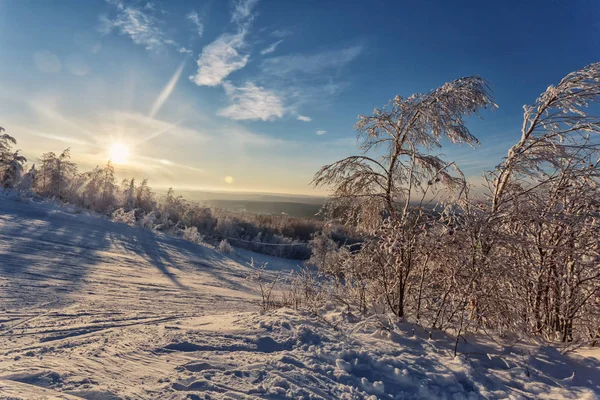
xmin=81 ymin=166 xmax=103 ymax=210
xmin=17 ymin=164 xmax=37 ymax=192
xmin=123 ymin=178 xmax=135 ymax=210
xmin=479 ymin=62 xmax=600 ymax=341
xmin=53 ymin=148 xmax=77 ymax=199
xmin=491 ymin=62 xmax=600 ymax=212
xmin=1 ymin=150 xmax=27 ymax=188
xmin=305 ymin=232 xmax=340 ymax=274
xmin=158 ymin=187 xmax=186 ymax=228
xmin=135 ymin=178 xmax=155 ymax=213
xmin=100 ymin=161 xmax=116 ymax=213
xmin=0 ymin=128 xmax=17 ymax=159
xmin=313 ymin=76 xmax=495 ymax=231
xmin=0 ymin=129 xmax=27 ymax=189
xmin=36 ymin=151 xmax=56 ymax=196
xmin=36 ymin=148 xmax=77 ymax=199
xmin=312 ymin=77 xmax=495 ymax=318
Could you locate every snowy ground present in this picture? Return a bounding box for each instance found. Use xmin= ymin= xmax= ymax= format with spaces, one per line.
xmin=0 ymin=195 xmax=599 ymax=399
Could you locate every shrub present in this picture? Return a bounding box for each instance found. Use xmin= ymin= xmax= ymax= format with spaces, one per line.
xmin=183 ymin=226 xmax=202 ymax=243
xmin=111 ymin=208 xmax=136 ymax=226
xmin=218 ymin=239 xmax=234 ymax=254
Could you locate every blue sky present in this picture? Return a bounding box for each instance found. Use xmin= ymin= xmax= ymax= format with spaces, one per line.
xmin=0 ymin=0 xmax=598 ymax=195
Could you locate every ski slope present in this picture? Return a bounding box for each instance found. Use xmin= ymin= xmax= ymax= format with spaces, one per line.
xmin=0 ymin=195 xmax=599 ymax=399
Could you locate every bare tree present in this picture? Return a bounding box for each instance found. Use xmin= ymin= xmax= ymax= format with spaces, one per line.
xmin=313 ymin=76 xmax=495 ymax=231
xmin=312 ymin=77 xmax=495 ymax=318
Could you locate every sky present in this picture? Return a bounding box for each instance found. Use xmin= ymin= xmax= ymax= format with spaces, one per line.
xmin=0 ymin=0 xmax=599 ymax=196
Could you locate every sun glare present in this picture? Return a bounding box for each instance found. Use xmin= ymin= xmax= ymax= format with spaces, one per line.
xmin=109 ymin=143 xmax=130 ymax=164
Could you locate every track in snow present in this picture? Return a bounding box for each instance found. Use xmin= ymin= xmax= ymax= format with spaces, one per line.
xmin=0 ymin=195 xmax=297 ymax=398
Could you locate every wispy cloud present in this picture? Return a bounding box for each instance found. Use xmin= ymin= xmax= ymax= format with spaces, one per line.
xmin=100 ymin=0 xmax=181 ymax=52
xmin=149 ymin=62 xmax=185 ymax=118
xmin=190 ymin=33 xmax=249 ymax=86
xmin=214 ymin=45 xmax=362 ymax=121
xmin=316 ymin=130 xmax=327 ymax=135
xmin=218 ymin=82 xmax=284 ymax=121
xmin=186 ymin=10 xmax=204 ymax=37
xmin=248 ymin=46 xmax=362 ymax=120
xmin=261 ymin=45 xmax=363 ymax=76
xmin=30 ymin=131 xmax=92 ymax=146
xmin=270 ymin=29 xmax=291 ymax=38
xmin=142 ymin=156 xmax=208 ymax=174
xmin=190 ymin=0 xmax=258 ymax=87
xmin=231 ymin=0 xmax=259 ymax=25
xmin=260 ymin=40 xmax=283 ymax=55
xmin=187 ymin=1 xmax=359 ymax=123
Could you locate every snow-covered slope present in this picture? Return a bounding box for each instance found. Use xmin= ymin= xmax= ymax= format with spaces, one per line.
xmin=1 ymin=195 xmax=599 ymax=399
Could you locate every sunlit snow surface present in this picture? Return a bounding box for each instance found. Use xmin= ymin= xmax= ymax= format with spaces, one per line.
xmin=0 ymin=194 xmax=598 ymax=399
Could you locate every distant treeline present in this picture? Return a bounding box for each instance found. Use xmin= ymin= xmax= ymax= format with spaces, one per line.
xmin=0 ymin=133 xmax=359 ymax=260
xmin=203 ymin=199 xmax=323 ymax=220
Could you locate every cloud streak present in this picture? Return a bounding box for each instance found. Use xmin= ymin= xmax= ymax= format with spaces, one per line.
xmin=260 ymin=40 xmax=283 ymax=55
xmin=149 ymin=62 xmax=185 ymax=118
xmin=261 ymin=45 xmax=363 ymax=76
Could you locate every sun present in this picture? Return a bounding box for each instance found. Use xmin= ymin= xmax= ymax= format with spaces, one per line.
xmin=109 ymin=142 xmax=130 ymax=164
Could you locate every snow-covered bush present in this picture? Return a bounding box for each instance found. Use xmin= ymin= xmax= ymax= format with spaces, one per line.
xmin=111 ymin=207 xmax=136 ymax=226
xmin=218 ymin=239 xmax=234 ymax=254
xmin=305 ymin=232 xmax=341 ymax=275
xmin=183 ymin=226 xmax=202 ymax=243
xmin=139 ymin=211 xmax=157 ymax=230
xmin=247 ymin=258 xmax=280 ymax=311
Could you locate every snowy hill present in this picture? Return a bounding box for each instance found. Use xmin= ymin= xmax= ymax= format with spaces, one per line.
xmin=1 ymin=195 xmax=599 ymax=399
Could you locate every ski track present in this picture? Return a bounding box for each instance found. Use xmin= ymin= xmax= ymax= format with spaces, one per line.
xmin=0 ymin=196 xmax=296 ymax=398
xmin=1 ymin=196 xmax=599 ymax=400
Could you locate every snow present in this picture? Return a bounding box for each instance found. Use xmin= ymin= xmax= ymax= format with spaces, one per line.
xmin=1 ymin=194 xmax=599 ymax=399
